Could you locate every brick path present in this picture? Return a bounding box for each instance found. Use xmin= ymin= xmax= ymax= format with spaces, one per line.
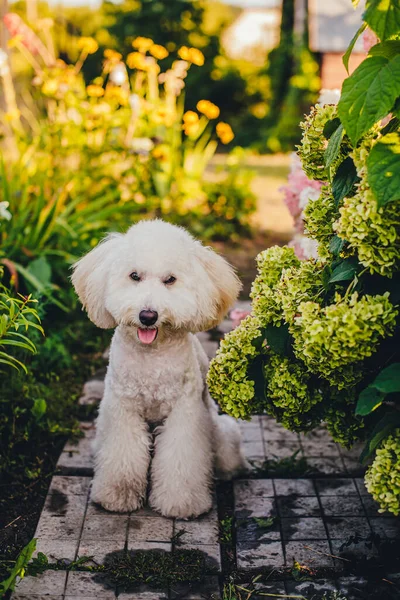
xmin=12 ymin=303 xmax=400 ymax=599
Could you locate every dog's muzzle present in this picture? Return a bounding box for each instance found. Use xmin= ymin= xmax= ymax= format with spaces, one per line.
xmin=138 ymin=310 xmax=158 ymax=344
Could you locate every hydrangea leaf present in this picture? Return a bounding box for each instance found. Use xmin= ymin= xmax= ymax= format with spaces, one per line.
xmin=329 ymin=235 xmax=346 ymax=256
xmin=369 ymin=40 xmax=400 ymax=60
xmin=338 ymin=55 xmax=400 ymax=144
xmin=367 ymin=132 xmax=400 ymax=207
xmin=329 ymin=259 xmax=358 ymax=283
xmin=324 ymin=123 xmax=343 ymax=168
xmin=332 ymin=156 xmax=359 ymax=205
xmin=356 ymin=386 xmax=384 ymax=415
xmin=361 ymin=411 xmax=400 ymax=462
xmin=343 ymin=22 xmax=367 ymax=73
xmin=323 ymin=117 xmax=341 ymax=139
xmin=364 ymin=0 xmax=400 ymax=41
xmin=265 ymin=323 xmax=292 ymax=357
xmin=370 ymin=363 xmax=400 ymax=393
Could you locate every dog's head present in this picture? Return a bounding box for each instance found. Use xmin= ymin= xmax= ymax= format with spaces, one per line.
xmin=71 ymin=220 xmax=241 ymax=345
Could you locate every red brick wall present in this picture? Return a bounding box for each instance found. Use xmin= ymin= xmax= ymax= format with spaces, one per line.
xmin=321 ymin=53 xmax=365 ymax=90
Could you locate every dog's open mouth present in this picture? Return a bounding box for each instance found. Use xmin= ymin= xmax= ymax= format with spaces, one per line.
xmin=137 ymin=328 xmax=158 ymax=344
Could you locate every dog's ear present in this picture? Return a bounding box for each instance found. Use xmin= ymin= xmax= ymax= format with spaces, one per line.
xmin=71 ymin=233 xmax=123 ymax=328
xmin=194 ymin=243 xmax=242 ymax=329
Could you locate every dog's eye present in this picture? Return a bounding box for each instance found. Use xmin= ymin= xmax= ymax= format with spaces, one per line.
xmin=164 ymin=275 xmax=176 ymax=285
xmin=130 ymin=272 xmax=141 ymax=282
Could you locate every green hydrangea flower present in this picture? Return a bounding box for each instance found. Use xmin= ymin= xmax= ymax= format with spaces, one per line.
xmin=263 ymin=352 xmax=323 ymax=432
xmin=323 ymin=387 xmax=365 ymax=448
xmin=207 ymin=315 xmax=263 ymax=420
xmin=303 ymin=186 xmax=338 ymax=258
xmin=292 ymin=292 xmax=398 ymax=388
xmin=352 ymin=126 xmax=381 ymax=178
xmin=251 ymin=246 xmax=299 ymax=327
xmin=335 ymin=184 xmax=400 ymax=277
xmin=278 ymin=259 xmax=326 ymax=324
xmin=297 ymin=104 xmax=339 ymax=181
xmin=365 ymin=430 xmax=400 ymax=516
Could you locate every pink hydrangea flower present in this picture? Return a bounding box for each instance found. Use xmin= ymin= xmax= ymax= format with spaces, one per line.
xmin=280 ymin=154 xmax=323 ymax=233
xmin=289 ymin=234 xmax=319 ymax=261
xmin=363 ymin=27 xmax=379 ymax=53
xmin=230 ymin=309 xmax=251 ymax=329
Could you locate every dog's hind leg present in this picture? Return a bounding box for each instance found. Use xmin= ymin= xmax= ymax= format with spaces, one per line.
xmin=206 ymin=391 xmax=250 ymax=480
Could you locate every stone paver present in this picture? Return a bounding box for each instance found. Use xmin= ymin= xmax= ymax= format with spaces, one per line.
xmin=12 ymin=305 xmax=400 ymax=598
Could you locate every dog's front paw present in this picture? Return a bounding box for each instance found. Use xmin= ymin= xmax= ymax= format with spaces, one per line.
xmin=91 ymin=480 xmax=144 ymax=513
xmin=149 ymin=490 xmax=212 ymax=519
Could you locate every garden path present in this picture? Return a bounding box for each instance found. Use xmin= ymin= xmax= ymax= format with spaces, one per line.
xmin=12 ymin=302 xmax=400 ymax=600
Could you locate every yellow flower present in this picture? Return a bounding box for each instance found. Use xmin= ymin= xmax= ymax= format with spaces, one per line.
xmin=78 ymin=37 xmax=98 ymax=54
xmin=42 ymin=79 xmax=58 ymax=96
xmin=216 ymin=122 xmax=234 ymax=144
xmin=183 ymin=122 xmax=199 ymax=137
xmin=178 ymin=46 xmax=204 ymax=66
xmin=87 ymin=84 xmax=104 ymax=97
xmin=152 ymin=145 xmax=169 ymax=161
xmin=196 ymin=99 xmax=220 ymax=119
xmin=183 ymin=110 xmax=199 ymax=125
xmin=149 ymin=44 xmax=169 ymax=60
xmin=153 ymin=107 xmax=175 ymax=127
xmin=178 ymin=46 xmax=191 ymax=61
xmin=189 ymin=48 xmax=205 ymax=66
xmin=104 ymin=49 xmax=122 ymax=62
xmin=132 ymin=37 xmax=153 ymax=52
xmin=105 ymin=86 xmax=129 ymax=105
xmin=126 ymin=52 xmax=148 ymax=70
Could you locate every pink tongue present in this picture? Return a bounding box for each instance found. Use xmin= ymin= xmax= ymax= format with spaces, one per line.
xmin=138 ymin=328 xmax=158 ymax=344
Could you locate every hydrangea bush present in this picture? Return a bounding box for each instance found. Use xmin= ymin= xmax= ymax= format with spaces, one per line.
xmin=209 ymin=1 xmax=400 ymax=515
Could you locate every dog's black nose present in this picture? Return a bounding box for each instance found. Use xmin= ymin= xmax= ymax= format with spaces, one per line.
xmin=139 ymin=310 xmax=158 ymax=326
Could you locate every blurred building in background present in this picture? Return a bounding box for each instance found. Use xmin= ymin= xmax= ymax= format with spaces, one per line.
xmin=222 ymin=4 xmax=280 ymax=64
xmin=222 ymin=0 xmax=365 ymax=87
xmin=309 ymin=0 xmax=365 ymax=87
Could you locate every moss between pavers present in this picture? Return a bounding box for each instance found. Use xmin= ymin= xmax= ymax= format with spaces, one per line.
xmin=26 ymin=547 xmax=219 ymax=593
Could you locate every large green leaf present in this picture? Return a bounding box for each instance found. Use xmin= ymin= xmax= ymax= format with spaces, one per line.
xmin=367 ymin=132 xmax=400 ymax=207
xmin=265 ymin=323 xmax=292 ymax=357
xmin=343 ymin=22 xmax=367 ymax=73
xmin=329 ymin=235 xmax=346 ymax=256
xmin=360 ymin=411 xmax=400 ymax=463
xmin=356 ymin=386 xmax=384 ymax=415
xmin=332 ymin=157 xmax=359 ymax=205
xmin=338 ymin=55 xmax=400 ymax=144
xmin=370 ymin=40 xmax=400 ymax=59
xmin=329 ymin=259 xmax=358 ymax=283
xmin=324 ymin=124 xmax=344 ymax=169
xmin=364 ymin=0 xmax=400 ymax=41
xmin=323 ymin=117 xmax=341 ymax=140
xmin=370 ymin=363 xmax=400 ymax=393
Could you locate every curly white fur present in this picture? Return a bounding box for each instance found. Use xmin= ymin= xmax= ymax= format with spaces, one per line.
xmin=71 ymin=220 xmax=248 ymax=518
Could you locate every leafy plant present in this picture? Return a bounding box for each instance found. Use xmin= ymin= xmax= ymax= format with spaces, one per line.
xmin=0 ymin=538 xmax=37 ymax=595
xmin=219 ymin=516 xmax=233 ymax=543
xmin=0 ymin=268 xmax=43 ymax=372
xmin=208 ymin=0 xmax=400 ymax=516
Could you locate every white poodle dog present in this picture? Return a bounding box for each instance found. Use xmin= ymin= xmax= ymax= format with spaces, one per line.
xmin=72 ymin=219 xmax=248 ymax=518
